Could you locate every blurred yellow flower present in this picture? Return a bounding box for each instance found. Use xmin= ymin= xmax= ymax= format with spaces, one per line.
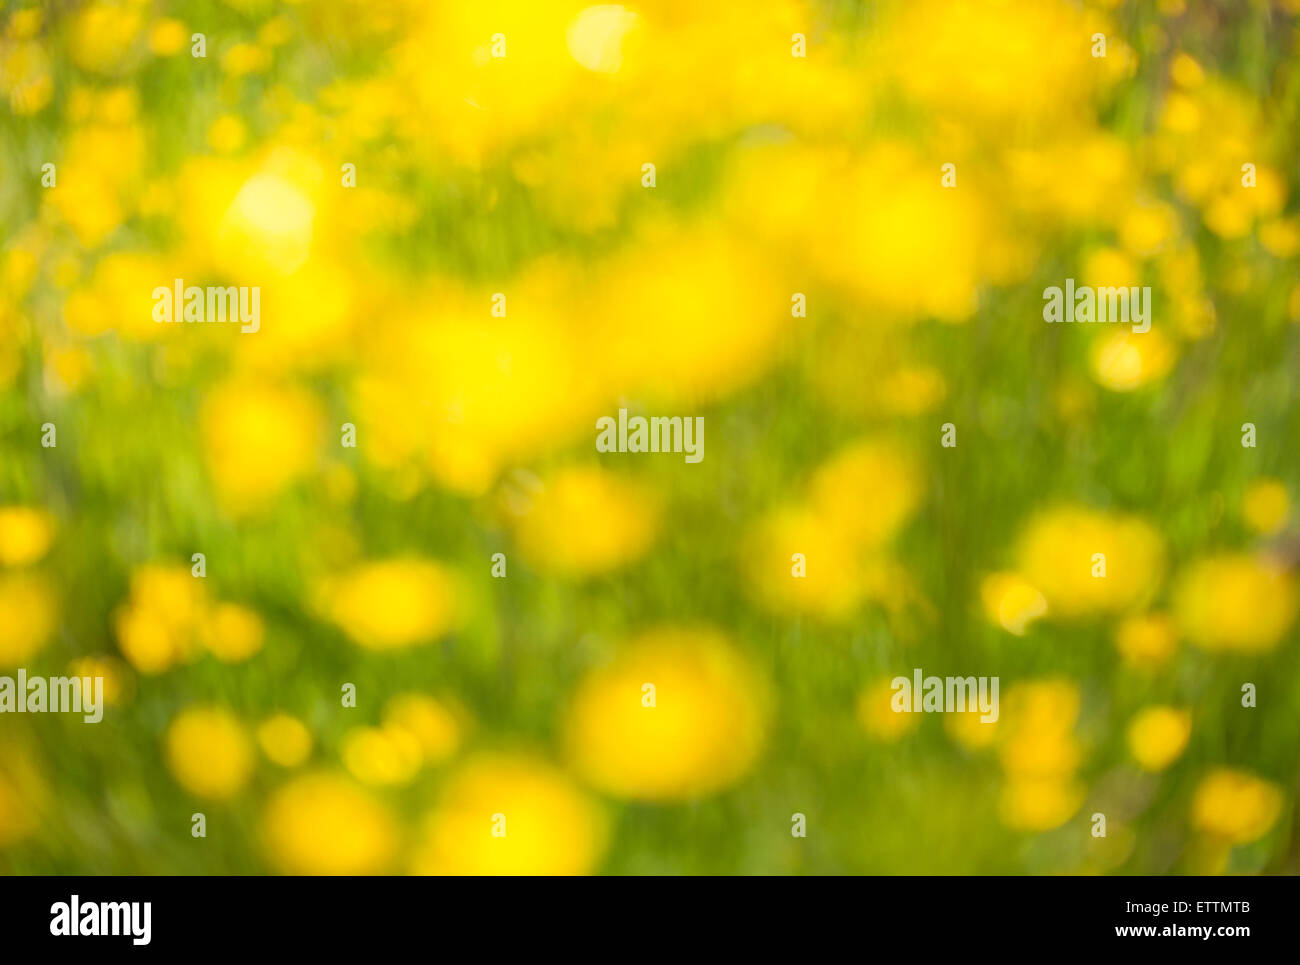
xmin=1169 ymin=53 xmax=1205 ymax=89
xmin=980 ymin=572 xmax=1048 ymax=635
xmin=341 ymin=725 xmax=423 ymax=786
xmin=200 ymin=379 xmax=322 ymax=512
xmin=505 ymin=466 xmax=660 ymax=578
xmin=0 ymin=506 xmax=54 ymax=566
xmin=68 ymin=3 xmax=141 ymax=74
xmin=0 ymin=572 xmax=55 ymax=667
xmin=318 ymin=558 xmax=461 ymax=650
xmin=383 ymin=694 xmax=462 ymax=764
xmin=590 ymin=228 xmax=787 ymax=399
xmin=148 ymin=19 xmax=187 ymax=56
xmin=44 ymin=123 xmax=145 ymax=246
xmin=263 ymin=773 xmax=395 ymax=874
xmin=856 ymin=676 xmax=920 ymax=742
xmin=1016 ymin=507 xmax=1165 ymax=617
xmin=0 ymin=743 xmax=47 ymax=848
xmin=1127 ymin=707 xmax=1191 ymax=772
xmin=1259 ymin=217 xmax=1300 ymax=258
xmin=1000 ymin=729 xmax=1081 ymax=778
xmin=746 ymin=438 xmax=923 ymax=620
xmin=0 ymin=38 xmax=53 ymax=114
xmin=944 ymin=707 xmax=1000 ymax=750
xmin=1173 ymin=553 xmax=1298 ymax=653
xmin=221 ymin=43 xmax=271 ymax=77
xmin=999 ymin=776 xmax=1085 ymax=832
xmin=1119 ymin=202 xmax=1179 ymax=257
xmin=564 ymin=628 xmax=767 ymax=800
xmin=201 ymin=603 xmax=265 ymax=663
xmin=207 ymin=115 xmax=247 ymax=154
xmin=1090 ymin=330 xmax=1176 ymax=392
xmin=998 ymin=679 xmax=1085 ymax=827
xmin=745 ymin=506 xmax=868 ymax=620
xmin=1002 ymin=679 xmax=1081 ymax=734
xmin=1083 ymin=247 xmax=1139 ymax=290
xmin=164 ymin=706 xmax=254 ymax=799
xmin=1241 ymin=479 xmax=1289 ymax=535
xmin=1190 ymin=769 xmax=1284 ymax=844
xmin=63 ymin=251 xmax=173 ymax=340
xmin=5 ymin=9 xmax=42 ymax=40
xmin=884 ymin=0 xmax=1114 ymax=127
xmin=211 ymin=157 xmax=321 ymax=279
xmin=67 ymin=656 xmax=132 ymax=707
xmin=114 ymin=564 xmax=207 ymax=673
xmin=566 ymin=4 xmax=640 ymax=74
xmin=1114 ymin=612 xmax=1179 ymax=668
xmin=413 ymin=754 xmax=606 ymax=875
xmin=257 ymin=714 xmax=313 ymax=768
xmin=807 ymin=439 xmax=922 ymax=547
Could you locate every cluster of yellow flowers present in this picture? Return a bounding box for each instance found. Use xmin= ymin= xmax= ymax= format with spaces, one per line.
xmin=154 ymin=625 xmax=763 ymax=874
xmin=2 ymin=0 xmax=1297 ymax=872
xmin=115 ymin=565 xmax=264 ymax=673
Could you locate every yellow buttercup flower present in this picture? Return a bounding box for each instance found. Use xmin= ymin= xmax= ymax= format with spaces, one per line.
xmin=1119 ymin=201 xmax=1178 ymax=257
xmin=1082 ymin=246 xmax=1139 ymax=290
xmin=996 ymin=677 xmax=1086 ymax=831
xmin=1001 ymin=680 xmax=1081 ymax=735
xmin=505 ymin=466 xmax=660 ymax=578
xmin=1114 ymin=613 xmax=1179 ymax=668
xmin=257 ymin=714 xmax=313 ymax=768
xmin=340 ymin=725 xmax=423 ymax=786
xmin=114 ymin=564 xmax=208 ymax=674
xmin=207 ymin=115 xmax=247 ymax=154
xmin=200 ymin=379 xmax=322 ymax=513
xmin=589 ymin=228 xmax=787 ymax=400
xmin=566 ymin=4 xmax=640 ymax=74
xmin=1173 ymin=553 xmax=1298 ymax=653
xmin=148 ymin=19 xmax=187 ymax=57
xmin=1241 ymin=479 xmax=1288 ymax=535
xmin=214 ymin=157 xmax=321 ymax=279
xmin=744 ymin=506 xmax=868 ymax=619
xmin=67 ymin=656 xmax=132 ymax=707
xmin=0 ymin=743 xmax=47 ymax=848
xmin=1000 ymin=729 xmax=1081 ymax=778
xmin=0 ymin=507 xmax=54 ymax=566
xmin=1127 ymin=707 xmax=1191 ymax=772
xmin=564 ymin=627 xmax=767 ymax=800
xmin=884 ymin=0 xmax=1113 ymax=128
xmin=999 ymin=776 xmax=1085 ymax=832
xmin=856 ymin=675 xmax=920 ymax=742
xmin=44 ymin=122 xmax=144 ymax=245
xmin=412 ymin=754 xmax=606 ymax=875
xmin=63 ymin=251 xmax=174 ymax=340
xmin=1169 ymin=52 xmax=1204 ymax=88
xmin=1016 ymin=507 xmax=1165 ymax=617
xmin=220 ymin=43 xmax=271 ymax=77
xmin=807 ymin=439 xmax=922 ymax=547
xmin=68 ymin=3 xmax=142 ymax=74
xmin=383 ymin=694 xmax=462 ymax=765
xmin=745 ymin=437 xmax=923 ymax=620
xmin=1190 ymin=769 xmax=1284 ymax=844
xmin=0 ymin=39 xmax=52 ymax=115
xmin=944 ymin=707 xmax=1000 ymax=750
xmin=164 ymin=706 xmax=254 ymax=800
xmin=0 ymin=572 xmax=55 ymax=667
xmin=201 ymin=603 xmax=265 ymax=663
xmin=318 ymin=558 xmax=461 ymax=650
xmin=1090 ymin=329 xmax=1176 ymax=392
xmin=263 ymin=773 xmax=395 ymax=874
xmin=980 ymin=572 xmax=1048 ymax=635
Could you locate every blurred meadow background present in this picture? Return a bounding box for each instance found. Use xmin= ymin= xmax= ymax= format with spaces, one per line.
xmin=2 ymin=0 xmax=1300 ymax=875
